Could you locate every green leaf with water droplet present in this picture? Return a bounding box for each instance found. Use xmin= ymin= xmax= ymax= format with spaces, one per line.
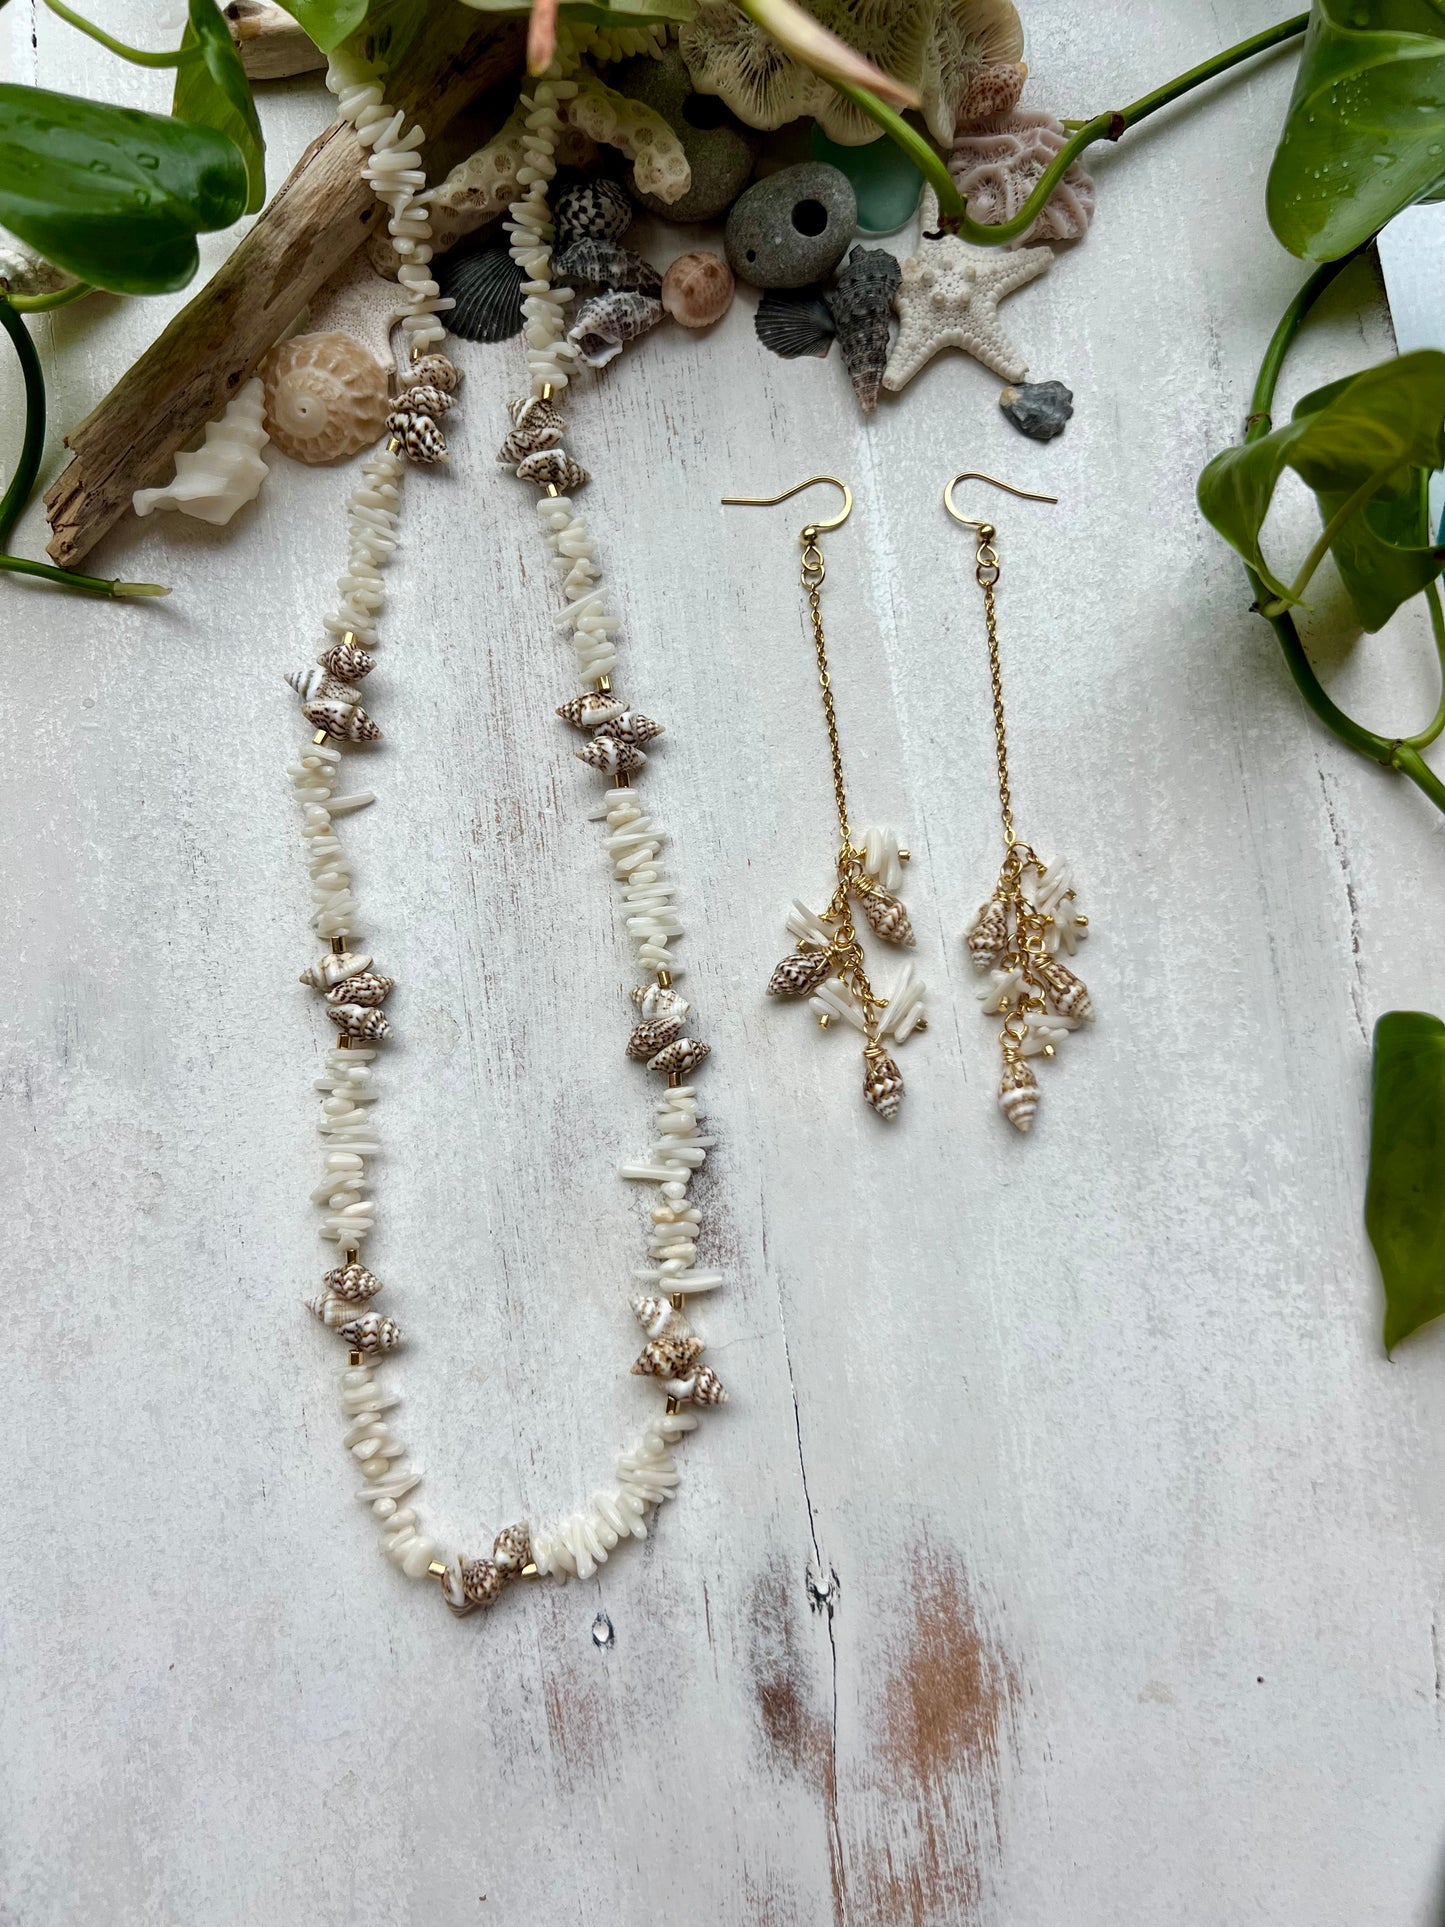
xmin=1197 ymin=348 xmax=1445 ymax=628
xmin=1367 ymin=1011 xmax=1445 ymax=1351
xmin=0 ymin=82 xmax=248 ymax=294
xmin=1268 ymin=0 xmax=1445 ymax=260
xmin=173 ymin=0 xmax=265 ymax=215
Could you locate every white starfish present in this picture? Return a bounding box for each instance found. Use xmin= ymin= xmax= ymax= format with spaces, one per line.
xmin=883 ymin=188 xmax=1052 ymax=392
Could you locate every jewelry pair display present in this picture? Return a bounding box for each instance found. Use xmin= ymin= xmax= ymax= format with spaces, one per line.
xmin=728 ymin=472 xmax=1094 ymax=1134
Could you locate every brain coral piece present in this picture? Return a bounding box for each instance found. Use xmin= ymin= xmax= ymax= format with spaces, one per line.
xmin=261 ymin=331 xmax=391 ymax=464
xmin=948 ymin=109 xmax=1096 ymax=245
xmin=567 ymin=75 xmax=692 ymax=203
xmin=680 ymin=0 xmax=1023 ymax=147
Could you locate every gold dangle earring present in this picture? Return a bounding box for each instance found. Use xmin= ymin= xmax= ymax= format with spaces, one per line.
xmin=723 ymin=476 xmax=925 ymax=1122
xmin=944 ymin=472 xmax=1094 ymax=1136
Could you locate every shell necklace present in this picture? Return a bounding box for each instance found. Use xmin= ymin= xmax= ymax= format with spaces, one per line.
xmin=290 ymin=43 xmax=724 ymax=1616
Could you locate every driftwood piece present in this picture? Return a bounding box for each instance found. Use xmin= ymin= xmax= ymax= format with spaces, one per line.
xmin=45 ymin=17 xmax=524 ymax=569
xmin=225 ymin=1 xmax=327 ymax=81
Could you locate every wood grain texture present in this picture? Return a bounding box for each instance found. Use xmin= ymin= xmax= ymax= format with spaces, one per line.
xmin=4 ymin=4 xmax=1445 ymax=1923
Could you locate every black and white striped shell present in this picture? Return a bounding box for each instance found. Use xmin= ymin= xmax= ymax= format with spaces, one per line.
xmin=434 ymin=242 xmax=526 ymax=342
xmin=607 ymin=710 xmax=664 ymax=745
xmin=386 ymin=408 xmax=448 ymax=463
xmin=516 ymin=449 xmax=589 ymax=492
xmin=864 ymin=1050 xmax=904 ymax=1120
xmin=557 ymin=691 xmax=625 ymax=729
xmin=826 ymin=246 xmax=900 ymax=414
xmin=999 ymin=1058 xmax=1038 ymax=1133
xmin=859 ymin=887 xmax=915 ymax=946
xmin=498 ymin=395 xmax=567 ymax=464
xmin=967 ymin=898 xmax=1010 ymax=970
xmin=567 ymin=291 xmax=666 ymax=368
xmin=631 ymin=982 xmax=689 ymax=1023
xmin=322 ymin=1259 xmax=382 ymax=1302
xmin=338 ymin=1311 xmax=401 ymax=1352
xmin=403 ymin=353 xmax=461 ymax=394
xmin=648 ymin=1037 xmax=710 ymax=1076
xmin=576 ymin=734 xmax=645 ymax=775
xmin=627 ymin=1015 xmax=685 ymax=1060
xmin=325 ymin=970 xmax=393 ymax=1008
xmin=326 ymin=1002 xmax=391 ymax=1040
xmin=402 ymin=383 xmax=453 ymax=421
xmin=1037 ymin=956 xmax=1093 ymax=1022
xmin=552 ymin=239 xmax=662 ymax=294
xmin=299 ymin=950 xmax=372 ymax=990
xmin=304 ymin=698 xmax=381 ymax=742
xmin=767 ymin=947 xmax=831 ymax=997
xmin=554 ymin=178 xmax=634 ymax=245
xmin=755 ymin=288 xmax=836 ymax=360
xmin=317 ymin=638 xmax=375 ymax=682
xmin=288 ymin=664 xmax=358 ymax=706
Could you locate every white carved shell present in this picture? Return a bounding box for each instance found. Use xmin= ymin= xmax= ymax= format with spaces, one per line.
xmin=132 ymin=379 xmax=270 ymax=525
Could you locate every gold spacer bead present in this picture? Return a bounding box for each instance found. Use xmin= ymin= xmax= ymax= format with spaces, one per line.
xmin=914 ymin=1017 xmax=928 ymax=1032
xmin=1076 ymin=915 xmax=1090 ymax=927
xmin=668 ymin=1071 xmax=682 ymax=1088
xmin=386 ymin=436 xmax=402 ymax=455
xmin=665 ymin=1395 xmax=681 ymax=1416
xmin=426 ymin=1560 xmax=448 ymax=1580
xmin=312 ymin=729 xmax=329 ymax=746
xmin=669 ymin=1292 xmax=685 ymax=1311
xmin=655 ymin=967 xmax=672 ymax=988
xmin=595 ymin=675 xmax=612 ymax=695
xmin=348 ymin=1350 xmax=365 ymax=1367
xmin=330 ymin=936 xmax=347 ymax=955
xmin=897 ymin=848 xmax=911 ymax=864
xmin=342 ymin=629 xmax=358 ymax=648
xmin=546 ymin=483 xmax=560 ymax=498
xmin=540 ymin=383 xmax=553 ymax=401
xmin=520 ymin=1562 xmax=539 ymax=1578
xmin=616 ymin=770 xmax=631 ymax=789
xmin=818 ymin=1013 xmax=832 ymax=1029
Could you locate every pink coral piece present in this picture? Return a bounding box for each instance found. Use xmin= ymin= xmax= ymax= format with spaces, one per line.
xmin=949 ymin=109 xmax=1096 ymax=247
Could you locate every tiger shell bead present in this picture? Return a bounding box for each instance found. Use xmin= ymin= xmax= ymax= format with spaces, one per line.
xmin=967 ymin=899 xmax=1010 ymax=970
xmin=337 ymin=1311 xmax=401 ymax=1352
xmin=670 ymin=1365 xmax=728 ymax=1406
xmin=386 ymin=408 xmax=448 ymax=463
xmin=491 ymin=1523 xmax=532 ymax=1572
xmin=325 ymin=970 xmax=393 ymax=1008
xmin=863 ymin=1050 xmax=904 ymax=1120
xmin=317 ymin=639 xmax=376 ymax=682
xmin=516 ymin=449 xmax=588 ymax=492
xmin=288 ymin=664 xmax=357 ymax=706
xmin=402 ymin=383 xmax=453 ymax=421
xmin=767 ymin=947 xmax=831 ymax=997
xmin=327 ymin=1002 xmax=392 ymax=1041
xmin=647 ymin=1037 xmax=710 ymax=1077
xmin=322 ymin=1259 xmax=382 ymax=1302
xmin=304 ymin=697 xmax=382 ymax=742
xmin=999 ymin=1057 xmax=1039 ymax=1133
xmin=631 ymin=982 xmax=689 ymax=1023
xmin=498 ymin=395 xmax=567 ymax=465
xmin=404 ymin=354 xmax=461 ymax=394
xmin=299 ymin=950 xmax=372 ymax=990
xmin=859 ymin=888 xmax=916 ymax=947
xmin=1037 ymin=956 xmax=1094 ymax=1022
xmin=627 ymin=1015 xmax=684 ymax=1060
xmin=607 ymin=711 xmax=664 ymax=746
xmin=576 ymin=736 xmax=645 ymax=775
xmin=556 ymin=691 xmax=625 ymax=729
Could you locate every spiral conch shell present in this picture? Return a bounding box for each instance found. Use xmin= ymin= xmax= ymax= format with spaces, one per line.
xmin=262 ymin=332 xmax=391 ymax=464
xmin=132 ymin=378 xmax=269 ymax=525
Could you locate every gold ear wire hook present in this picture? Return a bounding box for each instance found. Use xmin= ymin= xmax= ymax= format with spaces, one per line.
xmin=721 ymin=475 xmax=853 ymax=532
xmin=943 ymin=471 xmax=1057 ymax=530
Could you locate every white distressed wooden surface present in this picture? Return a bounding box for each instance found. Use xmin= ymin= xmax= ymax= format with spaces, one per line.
xmin=4 ymin=5 xmax=1445 ymax=1922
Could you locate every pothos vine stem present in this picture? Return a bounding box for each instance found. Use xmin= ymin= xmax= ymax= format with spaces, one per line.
xmin=1243 ymin=251 xmax=1445 ymax=818
xmin=832 ymin=11 xmax=1310 ymax=237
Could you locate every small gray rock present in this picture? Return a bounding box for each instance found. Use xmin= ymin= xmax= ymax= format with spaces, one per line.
xmin=725 ymin=163 xmax=857 ymax=291
xmin=999 ymin=380 xmax=1074 ymax=441
xmin=610 ymin=49 xmax=756 ymax=224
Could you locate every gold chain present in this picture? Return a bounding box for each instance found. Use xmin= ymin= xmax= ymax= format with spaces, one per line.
xmin=975 ymin=529 xmax=1015 ymax=848
xmin=801 ymin=528 xmax=852 ymax=853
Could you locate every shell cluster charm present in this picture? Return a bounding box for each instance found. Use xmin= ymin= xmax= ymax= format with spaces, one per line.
xmin=768 ymin=827 xmax=926 ymax=1121
xmin=965 ymin=847 xmax=1092 ymax=1133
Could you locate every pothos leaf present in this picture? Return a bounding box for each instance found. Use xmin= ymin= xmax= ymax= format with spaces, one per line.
xmin=174 ymin=0 xmax=266 ymax=215
xmin=271 ymin=0 xmax=370 ymax=53
xmin=0 ymin=82 xmax=248 ymax=294
xmin=1196 ymin=348 xmax=1445 ymax=630
xmin=1267 ymin=0 xmax=1445 ymax=261
xmin=1367 ymin=1011 xmax=1445 ymax=1351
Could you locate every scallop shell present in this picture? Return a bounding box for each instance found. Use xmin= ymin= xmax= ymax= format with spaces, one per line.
xmin=999 ymin=1058 xmax=1038 ymax=1133
xmin=567 ymin=291 xmax=666 ymax=368
xmin=516 ymin=450 xmax=589 ymax=492
xmin=755 ymin=288 xmax=836 ymax=360
xmin=554 ymin=178 xmax=634 ymax=245
xmin=647 ymin=1037 xmax=711 ymax=1077
xmin=661 ymin=251 xmax=735 ymax=328
xmin=552 ymin=239 xmax=662 ymax=294
xmin=434 ymin=242 xmax=526 ymax=343
xmin=261 ymin=332 xmax=391 ymax=464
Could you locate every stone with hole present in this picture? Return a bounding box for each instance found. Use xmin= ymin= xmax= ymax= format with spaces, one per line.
xmin=724 ymin=162 xmax=857 ymax=290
